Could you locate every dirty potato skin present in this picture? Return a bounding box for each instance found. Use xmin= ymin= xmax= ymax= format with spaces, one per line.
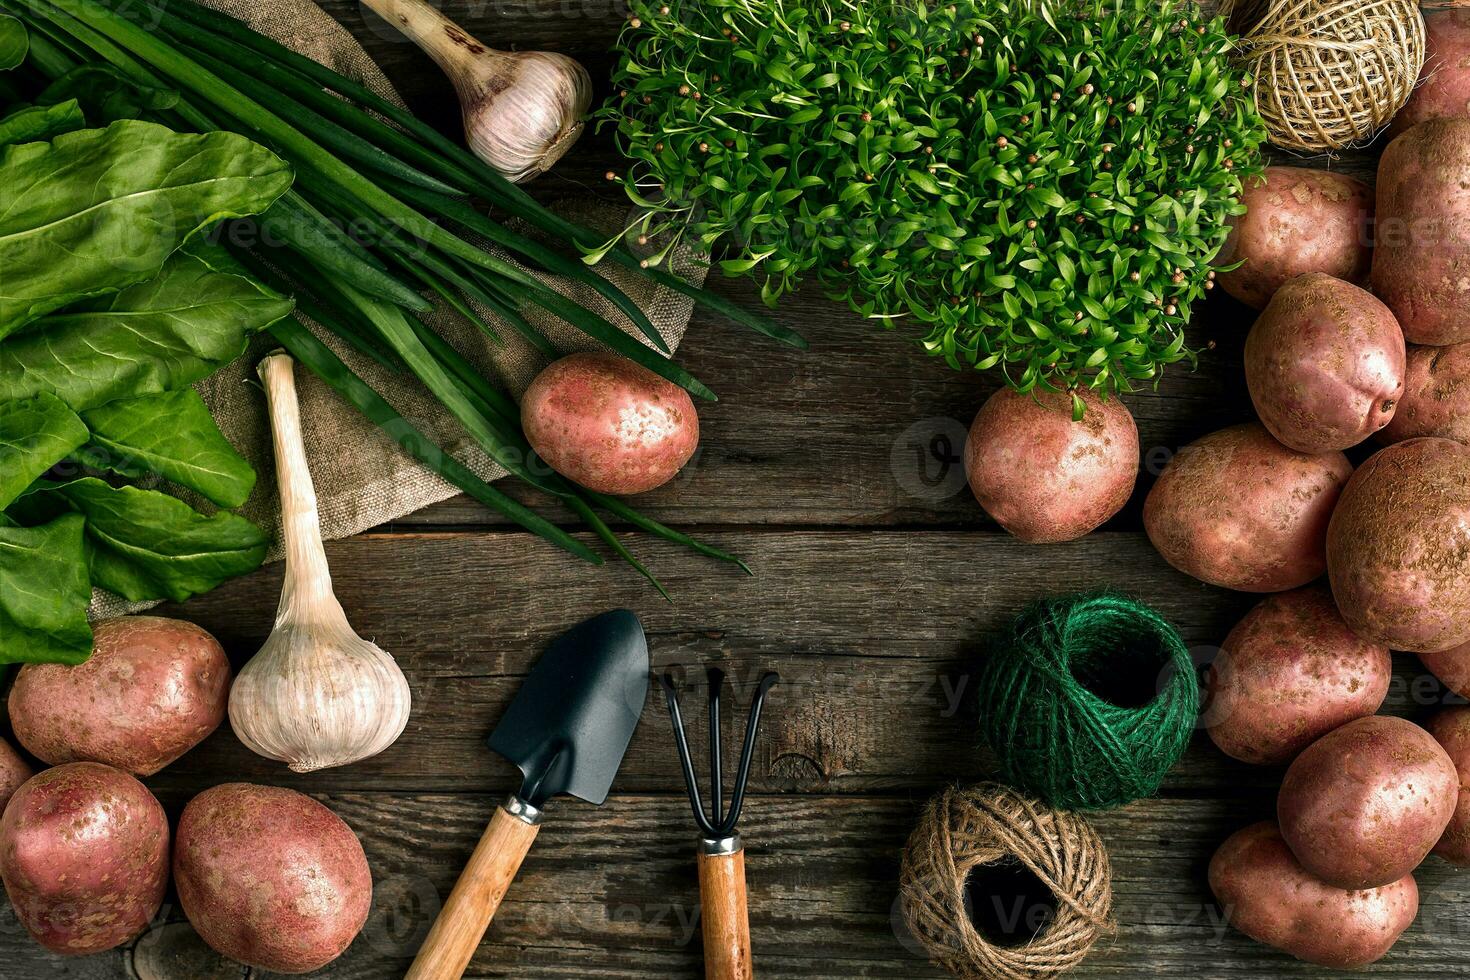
xmin=1206 ymin=588 xmax=1390 ymax=766
xmin=1379 ymin=342 xmax=1470 ymax=445
xmin=963 ymin=386 xmax=1138 ymax=543
xmin=0 ymin=762 xmax=168 ymax=955
xmin=0 ymin=738 xmax=31 ymax=814
xmin=1245 ymin=274 xmax=1405 ymax=453
xmin=1278 ymin=716 xmax=1457 ymax=890
xmin=1327 ymin=438 xmax=1470 ymax=652
xmin=1217 ymin=167 xmax=1373 ymax=309
xmin=1143 ymin=423 xmax=1352 ymax=592
xmin=1428 ymin=707 xmax=1470 ymax=866
xmin=9 ymin=616 xmax=230 ymax=776
xmin=1372 ymin=119 xmax=1470 ymax=346
xmin=1209 ymin=821 xmax=1418 ymax=968
xmin=174 ymin=783 xmax=371 ymax=974
xmin=521 ymin=352 xmax=699 ymax=495
xmin=1390 ymin=10 xmax=1470 ymax=138
xmin=1421 ymin=641 xmax=1470 ymax=699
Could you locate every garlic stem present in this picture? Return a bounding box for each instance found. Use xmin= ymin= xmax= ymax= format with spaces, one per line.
xmin=358 ymin=0 xmax=591 ymax=183
xmin=263 ymin=351 xmax=339 ymax=621
xmin=230 ymin=353 xmax=412 ymax=773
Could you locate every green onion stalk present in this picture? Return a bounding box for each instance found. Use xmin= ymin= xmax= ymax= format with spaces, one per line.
xmin=0 ymin=0 xmax=801 ymax=594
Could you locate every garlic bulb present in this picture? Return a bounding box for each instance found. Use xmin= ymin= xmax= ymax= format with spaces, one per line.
xmin=360 ymin=0 xmax=592 ymax=183
xmin=231 ymin=353 xmax=412 ymax=773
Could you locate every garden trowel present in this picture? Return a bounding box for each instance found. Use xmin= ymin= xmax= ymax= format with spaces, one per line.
xmin=405 ymin=609 xmax=650 ymax=980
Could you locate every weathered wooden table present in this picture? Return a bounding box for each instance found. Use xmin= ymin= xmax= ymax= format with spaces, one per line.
xmin=8 ymin=3 xmax=1469 ymax=978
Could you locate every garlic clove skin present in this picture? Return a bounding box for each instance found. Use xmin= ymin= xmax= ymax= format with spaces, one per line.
xmin=229 ymin=621 xmax=412 ymax=774
xmin=458 ymin=51 xmax=592 ymax=184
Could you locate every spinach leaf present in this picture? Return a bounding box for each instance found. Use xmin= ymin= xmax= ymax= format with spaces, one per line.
xmin=32 ymin=477 xmax=267 ymax=603
xmin=0 ymin=513 xmax=92 ymax=665
xmin=0 ymin=119 xmax=292 ymax=336
xmin=77 ymin=388 xmax=255 ymax=508
xmin=0 ymin=15 xmax=25 ymax=71
xmin=0 ymin=99 xmax=85 ymax=148
xmin=37 ymin=65 xmax=178 ymax=123
xmin=0 ymin=393 xmax=87 ymax=509
xmin=0 ymin=244 xmax=293 ymax=410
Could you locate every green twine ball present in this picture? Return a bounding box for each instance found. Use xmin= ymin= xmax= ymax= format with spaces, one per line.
xmin=976 ymin=592 xmax=1199 ymax=811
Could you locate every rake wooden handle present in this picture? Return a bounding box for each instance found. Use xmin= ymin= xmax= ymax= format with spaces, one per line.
xmin=406 ymin=799 xmax=541 ymax=980
xmin=697 ymin=839 xmax=753 ymax=980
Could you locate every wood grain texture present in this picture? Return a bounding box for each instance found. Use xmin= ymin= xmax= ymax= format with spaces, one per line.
xmin=405 ymin=803 xmax=541 ymax=980
xmin=4 ymin=795 xmax=1468 ymax=979
xmin=697 ymin=847 xmax=752 ymax=980
xmin=140 ymin=530 xmax=1458 ymax=801
xmin=0 ymin=1 xmax=1452 ymax=977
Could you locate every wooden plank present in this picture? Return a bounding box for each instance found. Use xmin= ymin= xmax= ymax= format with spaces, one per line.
xmin=4 ymin=794 xmax=1464 ymax=978
xmin=131 ymin=530 xmax=1455 ymax=801
xmin=387 ymin=281 xmax=1260 ymax=530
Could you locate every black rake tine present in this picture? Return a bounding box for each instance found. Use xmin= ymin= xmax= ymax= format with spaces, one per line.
xmin=661 ymin=672 xmax=718 ymax=838
xmin=720 ymin=672 xmax=780 ymax=838
xmin=708 ymin=667 xmax=725 ymax=825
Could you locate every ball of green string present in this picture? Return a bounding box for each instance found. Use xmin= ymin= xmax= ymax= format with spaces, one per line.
xmin=976 ymin=592 xmax=1199 ymax=812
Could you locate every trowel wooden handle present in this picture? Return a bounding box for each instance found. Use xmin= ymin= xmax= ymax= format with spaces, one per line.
xmin=697 ymin=838 xmax=753 ymax=980
xmin=406 ymin=798 xmax=542 ymax=980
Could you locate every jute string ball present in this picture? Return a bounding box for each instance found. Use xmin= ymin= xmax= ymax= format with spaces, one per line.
xmin=1221 ymin=0 xmax=1425 ymax=152
xmin=900 ymin=783 xmax=1114 ymax=980
xmin=974 ymin=592 xmax=1198 ymax=812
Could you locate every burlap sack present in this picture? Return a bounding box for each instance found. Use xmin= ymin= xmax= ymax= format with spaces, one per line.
xmin=90 ymin=0 xmax=702 ymax=617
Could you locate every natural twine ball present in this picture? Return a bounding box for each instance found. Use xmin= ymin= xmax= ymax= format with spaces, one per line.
xmin=975 ymin=592 xmax=1199 ymax=812
xmin=900 ymin=783 xmax=1114 ymax=980
xmin=1222 ymin=0 xmax=1425 ymax=152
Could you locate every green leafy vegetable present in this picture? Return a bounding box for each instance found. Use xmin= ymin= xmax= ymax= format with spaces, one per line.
xmin=0 ymin=244 xmax=293 ymax=410
xmin=0 ymin=392 xmax=86 ymax=508
xmin=0 ymin=118 xmax=292 ymax=335
xmin=0 ymin=513 xmax=92 ymax=665
xmin=3 ymin=0 xmax=783 ymax=592
xmin=77 ymin=388 xmax=255 ymax=508
xmin=0 ymin=14 xmax=25 ymax=70
xmin=36 ymin=63 xmax=177 ymax=121
xmin=30 ymin=477 xmax=267 ymax=602
xmin=604 ymin=0 xmax=1266 ymax=394
xmin=0 ymin=98 xmax=83 ymax=146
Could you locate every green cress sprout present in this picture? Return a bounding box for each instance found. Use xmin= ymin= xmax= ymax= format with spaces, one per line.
xmin=603 ymin=0 xmax=1265 ymax=399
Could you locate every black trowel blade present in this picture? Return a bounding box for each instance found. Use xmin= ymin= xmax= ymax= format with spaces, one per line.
xmin=488 ymin=609 xmax=650 ymax=808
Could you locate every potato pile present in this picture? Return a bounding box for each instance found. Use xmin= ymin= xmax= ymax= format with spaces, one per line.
xmin=0 ymin=615 xmax=372 ymax=972
xmin=1191 ymin=22 xmax=1470 ymax=962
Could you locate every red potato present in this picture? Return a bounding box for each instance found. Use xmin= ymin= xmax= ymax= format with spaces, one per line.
xmin=1245 ymin=274 xmax=1405 ymax=453
xmin=1206 ymin=588 xmax=1391 ymax=766
xmin=1421 ymin=642 xmax=1470 ymax=698
xmin=0 ymin=738 xmax=31 ymax=814
xmin=1278 ymin=716 xmax=1457 ymax=890
xmin=1327 ymin=437 xmax=1470 ymax=652
xmin=0 ymin=763 xmax=168 ymax=955
xmin=1379 ymin=342 xmax=1470 ymax=445
xmin=1143 ymin=423 xmax=1351 ymax=592
xmin=1428 ymin=707 xmax=1470 ymax=866
xmin=9 ymin=616 xmax=230 ymax=777
xmin=174 ymin=783 xmax=371 ymax=974
xmin=521 ymin=352 xmax=698 ymax=495
xmin=1390 ymin=10 xmax=1470 ymax=138
xmin=1216 ymin=166 xmax=1373 ymax=309
xmin=1372 ymin=119 xmax=1470 ymax=346
xmin=963 ymin=386 xmax=1138 ymax=543
xmin=1209 ymin=821 xmax=1418 ymax=969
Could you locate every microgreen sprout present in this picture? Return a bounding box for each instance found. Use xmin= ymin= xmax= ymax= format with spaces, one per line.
xmin=604 ymin=0 xmax=1266 ymax=395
